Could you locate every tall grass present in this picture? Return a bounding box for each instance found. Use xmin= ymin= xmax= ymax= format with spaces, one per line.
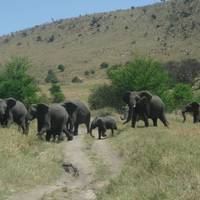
xmin=0 ymin=123 xmax=63 ymax=200
xmin=97 ymin=114 xmax=200 ymax=200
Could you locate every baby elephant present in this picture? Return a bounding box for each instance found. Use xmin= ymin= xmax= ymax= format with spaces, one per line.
xmin=90 ymin=116 xmax=117 ymax=140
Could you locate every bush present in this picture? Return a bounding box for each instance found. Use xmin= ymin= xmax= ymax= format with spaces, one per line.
xmin=57 ymin=64 xmax=65 ymax=72
xmin=49 ymin=84 xmax=65 ymax=103
xmin=45 ymin=70 xmax=58 ymax=83
xmin=90 ymin=69 xmax=95 ymax=74
xmin=0 ymin=57 xmax=39 ymax=106
xmin=89 ymin=58 xmax=171 ymax=110
xmin=71 ymin=76 xmax=83 ymax=83
xmin=100 ymin=62 xmax=109 ymax=69
xmin=84 ymin=70 xmax=90 ymax=76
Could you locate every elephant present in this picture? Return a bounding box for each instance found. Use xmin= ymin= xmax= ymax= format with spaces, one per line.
xmin=90 ymin=116 xmax=117 ymax=139
xmin=182 ymin=102 xmax=200 ymax=123
xmin=28 ymin=103 xmax=73 ymax=141
xmin=123 ymin=91 xmax=168 ymax=128
xmin=61 ymin=100 xmax=91 ymax=135
xmin=0 ymin=98 xmax=29 ymax=134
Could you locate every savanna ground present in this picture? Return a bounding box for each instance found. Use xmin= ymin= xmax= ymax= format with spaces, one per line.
xmin=1 ymin=82 xmax=200 ymax=200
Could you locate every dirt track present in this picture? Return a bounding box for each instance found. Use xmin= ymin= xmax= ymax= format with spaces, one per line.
xmin=8 ymin=128 xmax=123 ymax=200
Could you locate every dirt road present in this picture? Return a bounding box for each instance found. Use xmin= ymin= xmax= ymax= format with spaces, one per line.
xmin=8 ymin=128 xmax=123 ymax=200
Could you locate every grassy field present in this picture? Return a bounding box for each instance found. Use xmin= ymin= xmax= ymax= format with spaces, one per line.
xmin=0 ymin=122 xmax=63 ymax=200
xmin=97 ymin=114 xmax=200 ymax=200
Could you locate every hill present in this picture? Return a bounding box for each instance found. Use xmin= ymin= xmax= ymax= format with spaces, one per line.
xmin=0 ymin=0 xmax=200 ymax=82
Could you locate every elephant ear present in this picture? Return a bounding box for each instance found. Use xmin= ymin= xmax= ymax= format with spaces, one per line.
xmin=138 ymin=91 xmax=153 ymax=101
xmin=61 ymin=101 xmax=78 ymax=115
xmin=6 ymin=97 xmax=17 ymax=108
xmin=36 ymin=103 xmax=49 ymax=114
xmin=123 ymin=91 xmax=131 ymax=104
xmin=191 ymin=102 xmax=199 ymax=110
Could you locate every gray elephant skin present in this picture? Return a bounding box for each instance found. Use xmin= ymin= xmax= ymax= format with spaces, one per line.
xmin=61 ymin=100 xmax=91 ymax=135
xmin=182 ymin=102 xmax=200 ymax=123
xmin=29 ymin=103 xmax=73 ymax=141
xmin=90 ymin=116 xmax=117 ymax=139
xmin=0 ymin=98 xmax=29 ymax=134
xmin=123 ymin=91 xmax=168 ymax=128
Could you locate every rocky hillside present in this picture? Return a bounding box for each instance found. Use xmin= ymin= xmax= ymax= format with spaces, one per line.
xmin=0 ymin=0 xmax=199 ymax=82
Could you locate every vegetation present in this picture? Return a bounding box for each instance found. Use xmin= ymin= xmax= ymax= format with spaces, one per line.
xmin=49 ymin=84 xmax=65 ymax=103
xmin=0 ymin=125 xmax=63 ymax=200
xmin=100 ymin=62 xmax=109 ymax=69
xmin=72 ymin=76 xmax=83 ymax=83
xmin=57 ymin=64 xmax=65 ymax=72
xmin=0 ymin=57 xmax=39 ymax=106
xmin=97 ymin=115 xmax=200 ymax=200
xmin=45 ymin=69 xmax=59 ymax=83
xmin=89 ymin=58 xmax=170 ymax=110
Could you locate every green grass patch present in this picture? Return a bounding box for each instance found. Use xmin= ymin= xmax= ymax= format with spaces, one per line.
xmin=97 ymin=114 xmax=200 ymax=200
xmin=0 ymin=123 xmax=63 ymax=200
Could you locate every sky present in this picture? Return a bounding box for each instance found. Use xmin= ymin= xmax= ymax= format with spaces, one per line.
xmin=0 ymin=0 xmax=160 ymax=36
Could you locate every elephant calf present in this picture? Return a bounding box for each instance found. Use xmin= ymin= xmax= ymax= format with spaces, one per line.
xmin=182 ymin=102 xmax=200 ymax=123
xmin=29 ymin=103 xmax=73 ymax=142
xmin=90 ymin=116 xmax=117 ymax=140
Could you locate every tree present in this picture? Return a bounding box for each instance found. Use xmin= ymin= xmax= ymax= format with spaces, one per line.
xmin=0 ymin=57 xmax=39 ymax=105
xmin=49 ymin=84 xmax=65 ymax=103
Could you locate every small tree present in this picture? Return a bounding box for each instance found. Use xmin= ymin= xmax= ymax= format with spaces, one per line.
xmin=100 ymin=62 xmax=109 ymax=69
xmin=0 ymin=57 xmax=39 ymax=105
xmin=57 ymin=64 xmax=65 ymax=72
xmin=45 ymin=70 xmax=58 ymax=83
xmin=49 ymin=84 xmax=65 ymax=103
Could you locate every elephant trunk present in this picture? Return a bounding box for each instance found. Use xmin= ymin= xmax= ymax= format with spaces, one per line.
xmin=182 ymin=110 xmax=187 ymax=123
xmin=123 ymin=106 xmax=133 ymax=124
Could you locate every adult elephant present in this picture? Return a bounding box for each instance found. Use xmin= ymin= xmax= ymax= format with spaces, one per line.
xmin=29 ymin=103 xmax=73 ymax=141
xmin=182 ymin=102 xmax=200 ymax=123
xmin=123 ymin=91 xmax=168 ymax=128
xmin=0 ymin=98 xmax=29 ymax=134
xmin=61 ymin=100 xmax=91 ymax=135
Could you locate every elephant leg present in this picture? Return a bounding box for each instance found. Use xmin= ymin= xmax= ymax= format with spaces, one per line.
xmin=98 ymin=128 xmax=101 ymax=140
xmin=111 ymin=128 xmax=114 ymax=137
xmin=58 ymin=132 xmax=64 ymax=141
xmin=152 ymin=118 xmax=157 ymax=127
xmin=131 ymin=114 xmax=137 ymax=128
xmin=64 ymin=128 xmax=73 ymax=141
xmin=143 ymin=115 xmax=149 ymax=127
xmin=46 ymin=131 xmax=51 ymax=142
xmin=74 ymin=123 xmax=79 ymax=136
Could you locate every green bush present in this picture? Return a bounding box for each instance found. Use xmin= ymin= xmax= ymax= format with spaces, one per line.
xmin=72 ymin=76 xmax=83 ymax=83
xmin=45 ymin=70 xmax=58 ymax=83
xmin=57 ymin=64 xmax=65 ymax=72
xmin=0 ymin=57 xmax=39 ymax=106
xmin=89 ymin=58 xmax=171 ymax=110
xmin=49 ymin=84 xmax=65 ymax=103
xmin=100 ymin=62 xmax=109 ymax=69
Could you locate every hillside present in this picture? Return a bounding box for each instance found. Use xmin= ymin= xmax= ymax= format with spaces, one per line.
xmin=0 ymin=0 xmax=200 ymax=82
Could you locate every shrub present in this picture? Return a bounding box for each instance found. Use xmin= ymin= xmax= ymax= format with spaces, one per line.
xmin=89 ymin=58 xmax=170 ymax=110
xmin=0 ymin=57 xmax=39 ymax=106
xmin=57 ymin=64 xmax=65 ymax=72
xmin=49 ymin=84 xmax=65 ymax=103
xmin=90 ymin=69 xmax=95 ymax=74
xmin=100 ymin=62 xmax=109 ymax=69
xmin=72 ymin=76 xmax=83 ymax=83
xmin=47 ymin=35 xmax=55 ymax=43
xmin=84 ymin=70 xmax=90 ymax=76
xmin=45 ymin=70 xmax=58 ymax=83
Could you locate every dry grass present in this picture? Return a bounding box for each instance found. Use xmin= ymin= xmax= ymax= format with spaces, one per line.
xmin=0 ymin=122 xmax=63 ymax=200
xmin=97 ymin=114 xmax=200 ymax=200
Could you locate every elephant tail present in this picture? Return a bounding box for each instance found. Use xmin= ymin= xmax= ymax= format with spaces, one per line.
xmin=89 ymin=128 xmax=94 ymax=138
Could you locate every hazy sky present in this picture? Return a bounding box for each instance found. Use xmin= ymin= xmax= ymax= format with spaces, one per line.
xmin=0 ymin=0 xmax=160 ymax=36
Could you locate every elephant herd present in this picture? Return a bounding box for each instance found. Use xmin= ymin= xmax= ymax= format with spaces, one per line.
xmin=0 ymin=90 xmax=199 ymax=142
